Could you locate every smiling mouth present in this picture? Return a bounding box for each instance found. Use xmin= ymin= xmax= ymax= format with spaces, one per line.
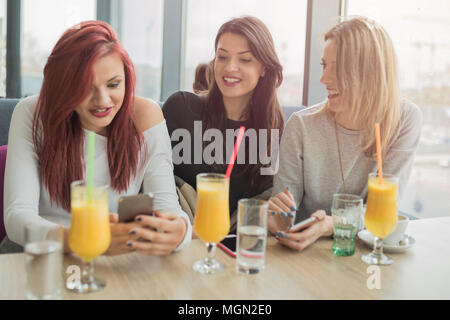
xmin=327 ymin=89 xmax=340 ymax=99
xmin=89 ymin=107 xmax=113 ymax=118
xmin=223 ymin=77 xmax=241 ymax=85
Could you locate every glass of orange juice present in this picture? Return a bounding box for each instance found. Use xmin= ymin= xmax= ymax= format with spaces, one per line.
xmin=68 ymin=180 xmax=111 ymax=293
xmin=193 ymin=173 xmax=230 ymax=274
xmin=362 ymin=173 xmax=399 ymax=265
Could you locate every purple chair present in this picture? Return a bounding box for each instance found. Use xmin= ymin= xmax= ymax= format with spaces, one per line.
xmin=0 ymin=145 xmax=7 ymax=242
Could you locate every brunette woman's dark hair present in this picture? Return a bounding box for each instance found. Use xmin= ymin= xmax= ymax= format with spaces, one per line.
xmin=193 ymin=63 xmax=211 ymax=94
xmin=32 ymin=20 xmax=144 ymax=210
xmin=204 ymin=16 xmax=284 ymax=188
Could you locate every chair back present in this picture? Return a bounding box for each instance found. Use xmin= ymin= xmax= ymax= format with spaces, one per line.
xmin=0 ymin=98 xmax=20 ymax=146
xmin=0 ymin=145 xmax=7 ymax=242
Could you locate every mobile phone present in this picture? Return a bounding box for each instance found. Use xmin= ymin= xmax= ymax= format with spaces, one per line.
xmin=118 ymin=193 xmax=154 ymax=222
xmin=289 ymin=216 xmax=318 ymax=232
xmin=218 ymin=235 xmax=237 ymax=258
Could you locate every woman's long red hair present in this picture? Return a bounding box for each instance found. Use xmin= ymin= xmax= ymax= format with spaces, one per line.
xmin=32 ymin=21 xmax=144 ymax=211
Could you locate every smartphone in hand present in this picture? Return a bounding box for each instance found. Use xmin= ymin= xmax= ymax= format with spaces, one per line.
xmin=289 ymin=216 xmax=318 ymax=232
xmin=118 ymin=193 xmax=154 ymax=223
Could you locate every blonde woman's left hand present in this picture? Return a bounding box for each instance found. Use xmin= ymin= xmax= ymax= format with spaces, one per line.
xmin=126 ymin=210 xmax=187 ymax=255
xmin=275 ymin=210 xmax=333 ymax=251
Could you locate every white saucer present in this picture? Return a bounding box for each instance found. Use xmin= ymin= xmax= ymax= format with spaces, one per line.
xmin=357 ymin=230 xmax=415 ymax=253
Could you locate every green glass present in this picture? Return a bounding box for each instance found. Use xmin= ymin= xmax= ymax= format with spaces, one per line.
xmin=331 ymin=194 xmax=363 ymax=256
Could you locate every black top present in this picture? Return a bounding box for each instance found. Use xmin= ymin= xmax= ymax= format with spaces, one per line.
xmin=163 ymin=91 xmax=272 ymax=221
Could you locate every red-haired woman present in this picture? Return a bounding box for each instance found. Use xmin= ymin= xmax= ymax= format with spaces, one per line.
xmin=1 ymin=21 xmax=191 ymax=255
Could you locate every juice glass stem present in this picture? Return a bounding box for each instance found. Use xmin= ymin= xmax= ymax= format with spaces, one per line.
xmin=193 ymin=242 xmax=224 ymax=274
xmin=66 ymin=258 xmax=106 ymax=293
xmin=81 ymin=260 xmax=95 ymax=285
xmin=361 ymin=236 xmax=394 ymax=265
xmin=373 ymin=237 xmax=384 ymax=257
xmin=204 ymin=242 xmax=217 ymax=266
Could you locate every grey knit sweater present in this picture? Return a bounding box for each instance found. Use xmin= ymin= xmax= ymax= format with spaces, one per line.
xmin=272 ymin=100 xmax=423 ymax=222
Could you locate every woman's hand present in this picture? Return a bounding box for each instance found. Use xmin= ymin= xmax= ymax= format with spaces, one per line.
xmin=125 ymin=210 xmax=188 ymax=256
xmin=275 ymin=210 xmax=334 ymax=251
xmin=105 ymin=213 xmax=141 ymax=256
xmin=268 ymin=188 xmax=297 ymax=234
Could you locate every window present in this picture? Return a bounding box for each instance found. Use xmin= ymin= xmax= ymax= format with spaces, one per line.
xmin=21 ymin=0 xmax=96 ymax=97
xmin=121 ymin=0 xmax=164 ymax=103
xmin=183 ymin=0 xmax=308 ymax=107
xmin=0 ymin=0 xmax=6 ymax=97
xmin=347 ymin=0 xmax=450 ymax=218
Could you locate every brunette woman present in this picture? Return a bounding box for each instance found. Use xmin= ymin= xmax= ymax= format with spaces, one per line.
xmin=163 ymin=16 xmax=284 ymax=232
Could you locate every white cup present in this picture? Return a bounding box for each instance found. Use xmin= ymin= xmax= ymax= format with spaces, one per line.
xmin=384 ymin=215 xmax=409 ymax=245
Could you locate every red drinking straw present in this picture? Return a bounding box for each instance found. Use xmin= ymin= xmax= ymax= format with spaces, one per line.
xmin=375 ymin=123 xmax=383 ymax=184
xmin=225 ymin=126 xmax=246 ymax=178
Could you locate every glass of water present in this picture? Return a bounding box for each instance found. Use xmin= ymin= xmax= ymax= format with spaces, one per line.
xmin=236 ymin=199 xmax=268 ymax=274
xmin=331 ymin=194 xmax=363 ymax=256
xmin=24 ymin=225 xmax=63 ymax=300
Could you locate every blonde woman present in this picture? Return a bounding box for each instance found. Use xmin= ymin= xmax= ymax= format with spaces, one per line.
xmin=268 ymin=16 xmax=422 ymax=251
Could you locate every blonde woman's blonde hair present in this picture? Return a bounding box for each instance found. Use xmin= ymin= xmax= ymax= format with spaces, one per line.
xmin=324 ymin=16 xmax=402 ymax=159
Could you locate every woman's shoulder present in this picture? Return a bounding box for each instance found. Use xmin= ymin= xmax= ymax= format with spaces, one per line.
xmin=401 ymin=99 xmax=423 ymax=127
xmin=14 ymin=95 xmax=39 ymax=114
xmin=133 ymin=96 xmax=164 ymax=132
xmin=162 ymin=91 xmax=205 ymax=120
xmin=295 ymin=102 xmax=326 ymax=118
xmin=286 ymin=101 xmax=327 ymax=128
xmin=10 ymin=95 xmax=39 ymax=128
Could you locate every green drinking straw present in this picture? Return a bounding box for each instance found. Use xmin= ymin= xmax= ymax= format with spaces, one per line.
xmin=87 ymin=131 xmax=95 ymax=203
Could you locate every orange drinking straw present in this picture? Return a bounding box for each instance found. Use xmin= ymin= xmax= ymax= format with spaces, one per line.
xmin=375 ymin=123 xmax=383 ymax=184
xmin=225 ymin=126 xmax=246 ymax=178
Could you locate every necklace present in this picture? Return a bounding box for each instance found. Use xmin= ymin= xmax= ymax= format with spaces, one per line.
xmin=334 ymin=118 xmax=371 ymax=195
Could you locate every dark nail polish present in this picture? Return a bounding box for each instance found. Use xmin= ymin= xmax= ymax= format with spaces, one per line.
xmin=288 ymin=212 xmax=294 ymax=218
xmin=290 ymin=206 xmax=296 ymax=211
xmin=276 ymin=232 xmax=289 ymax=239
xmin=271 ymin=211 xmax=276 ymax=215
xmin=126 ymin=242 xmax=133 ymax=247
xmin=136 ymin=217 xmax=142 ymax=222
xmin=129 ymin=230 xmax=136 ymax=235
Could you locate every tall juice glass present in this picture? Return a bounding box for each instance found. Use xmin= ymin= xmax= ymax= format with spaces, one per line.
xmin=362 ymin=173 xmax=399 ymax=265
xmin=68 ymin=180 xmax=110 ymax=292
xmin=193 ymin=173 xmax=230 ymax=274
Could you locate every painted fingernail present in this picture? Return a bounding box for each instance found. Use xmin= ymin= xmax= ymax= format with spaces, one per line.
xmin=126 ymin=241 xmax=133 ymax=247
xmin=136 ymin=217 xmax=142 ymax=222
xmin=276 ymin=232 xmax=289 ymax=239
xmin=281 ymin=212 xmax=287 ymax=217
xmin=290 ymin=206 xmax=296 ymax=211
xmin=129 ymin=230 xmax=136 ymax=235
xmin=288 ymin=212 xmax=295 ymax=218
xmin=271 ymin=211 xmax=276 ymax=215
